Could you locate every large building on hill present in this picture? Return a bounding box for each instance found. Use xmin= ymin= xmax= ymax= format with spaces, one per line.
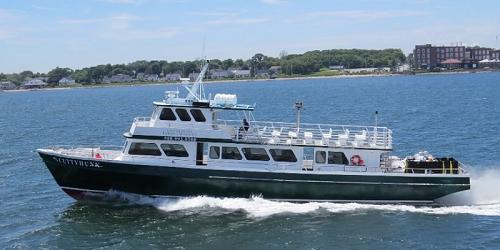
xmin=413 ymin=44 xmax=500 ymax=69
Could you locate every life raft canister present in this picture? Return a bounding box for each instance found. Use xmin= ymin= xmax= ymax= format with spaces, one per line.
xmin=350 ymin=155 xmax=365 ymax=166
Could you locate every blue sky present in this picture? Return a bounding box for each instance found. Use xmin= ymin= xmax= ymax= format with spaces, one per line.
xmin=1 ymin=0 xmax=499 ymax=73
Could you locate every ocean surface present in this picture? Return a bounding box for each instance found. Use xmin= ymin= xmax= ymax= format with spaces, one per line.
xmin=1 ymin=72 xmax=500 ymax=249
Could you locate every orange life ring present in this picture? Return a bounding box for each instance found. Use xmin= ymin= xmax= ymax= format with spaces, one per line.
xmin=350 ymin=155 xmax=365 ymax=166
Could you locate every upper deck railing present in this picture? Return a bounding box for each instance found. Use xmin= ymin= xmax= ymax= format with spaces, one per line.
xmin=218 ymin=120 xmax=392 ymax=150
xmin=130 ymin=117 xmax=392 ymax=150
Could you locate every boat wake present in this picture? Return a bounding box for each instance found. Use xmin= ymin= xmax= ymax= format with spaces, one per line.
xmin=104 ymin=168 xmax=500 ymax=218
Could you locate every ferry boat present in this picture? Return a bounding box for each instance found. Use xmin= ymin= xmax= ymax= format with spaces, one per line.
xmin=38 ymin=62 xmax=470 ymax=204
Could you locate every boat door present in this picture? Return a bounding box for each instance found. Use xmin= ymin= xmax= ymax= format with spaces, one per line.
xmin=196 ymin=142 xmax=208 ymax=166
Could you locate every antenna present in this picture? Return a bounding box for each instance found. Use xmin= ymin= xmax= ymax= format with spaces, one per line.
xmin=496 ymin=35 xmax=499 ymax=49
xmin=295 ymin=101 xmax=303 ymax=130
xmin=185 ymin=60 xmax=209 ymax=101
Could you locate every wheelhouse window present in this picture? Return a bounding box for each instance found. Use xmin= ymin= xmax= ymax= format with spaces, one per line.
xmin=159 ymin=108 xmax=177 ymax=121
xmin=328 ymin=152 xmax=348 ymax=165
xmin=160 ymin=144 xmax=189 ymax=157
xmin=221 ymin=146 xmax=242 ymax=160
xmin=269 ymin=149 xmax=297 ymax=162
xmin=175 ymin=108 xmax=191 ymax=121
xmin=190 ymin=109 xmax=206 ymax=122
xmin=242 ymin=148 xmax=270 ymax=161
xmin=128 ymin=142 xmax=162 ymax=156
xmin=315 ymin=151 xmax=326 ymax=164
xmin=209 ymin=146 xmax=220 ymax=159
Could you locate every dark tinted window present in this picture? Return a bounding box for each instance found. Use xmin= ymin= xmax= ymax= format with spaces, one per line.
xmin=160 ymin=144 xmax=189 ymax=157
xmin=269 ymin=149 xmax=297 ymax=162
xmin=159 ymin=108 xmax=176 ymax=120
xmin=190 ymin=109 xmax=206 ymax=122
xmin=128 ymin=142 xmax=162 ymax=156
xmin=242 ymin=148 xmax=270 ymax=161
xmin=315 ymin=151 xmax=326 ymax=164
xmin=328 ymin=152 xmax=348 ymax=165
xmin=175 ymin=108 xmax=191 ymax=121
xmin=221 ymin=146 xmax=242 ymax=160
xmin=209 ymin=146 xmax=220 ymax=159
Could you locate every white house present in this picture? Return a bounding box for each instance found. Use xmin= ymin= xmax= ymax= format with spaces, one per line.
xmin=58 ymin=77 xmax=76 ymax=85
xmin=164 ymin=73 xmax=181 ymax=81
xmin=22 ymin=78 xmax=47 ymax=89
xmin=0 ymin=81 xmax=16 ymax=90
xmin=144 ymin=74 xmax=159 ymax=81
xmin=210 ymin=70 xmax=233 ymax=79
xmin=106 ymin=74 xmax=133 ymax=83
xmin=231 ymin=69 xmax=251 ymax=78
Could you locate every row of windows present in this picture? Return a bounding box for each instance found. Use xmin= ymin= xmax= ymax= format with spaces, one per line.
xmin=159 ymin=108 xmax=206 ymax=122
xmin=315 ymin=151 xmax=349 ymax=165
xmin=128 ymin=142 xmax=189 ymax=157
xmin=209 ymin=146 xmax=297 ymax=162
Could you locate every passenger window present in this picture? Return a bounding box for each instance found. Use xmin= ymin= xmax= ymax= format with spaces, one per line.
xmin=242 ymin=148 xmax=270 ymax=161
xmin=175 ymin=108 xmax=191 ymax=121
xmin=160 ymin=144 xmax=189 ymax=157
xmin=209 ymin=146 xmax=220 ymax=159
xmin=328 ymin=152 xmax=348 ymax=165
xmin=221 ymin=146 xmax=242 ymax=160
xmin=190 ymin=109 xmax=206 ymax=122
xmin=315 ymin=151 xmax=326 ymax=164
xmin=269 ymin=149 xmax=297 ymax=162
xmin=128 ymin=142 xmax=162 ymax=156
xmin=159 ymin=108 xmax=177 ymax=120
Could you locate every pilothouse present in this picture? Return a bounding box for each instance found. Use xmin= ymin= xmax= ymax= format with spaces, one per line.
xmin=38 ymin=60 xmax=470 ymax=203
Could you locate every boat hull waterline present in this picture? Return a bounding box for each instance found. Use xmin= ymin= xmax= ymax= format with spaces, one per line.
xmin=39 ymin=151 xmax=470 ymax=203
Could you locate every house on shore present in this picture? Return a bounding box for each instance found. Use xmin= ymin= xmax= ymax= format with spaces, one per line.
xmin=0 ymin=81 xmax=17 ymax=90
xmin=231 ymin=69 xmax=251 ymax=78
xmin=164 ymin=73 xmax=181 ymax=81
xmin=254 ymin=69 xmax=269 ymax=78
xmin=58 ymin=77 xmax=76 ymax=85
xmin=189 ymin=72 xmax=200 ymax=81
xmin=104 ymin=74 xmax=133 ymax=83
xmin=210 ymin=70 xmax=233 ymax=79
xmin=144 ymin=74 xmax=159 ymax=81
xmin=22 ymin=78 xmax=47 ymax=89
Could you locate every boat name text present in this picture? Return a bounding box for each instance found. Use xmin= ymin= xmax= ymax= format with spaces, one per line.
xmin=52 ymin=157 xmax=102 ymax=168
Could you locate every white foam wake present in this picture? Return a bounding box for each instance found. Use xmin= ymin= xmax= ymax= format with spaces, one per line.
xmin=106 ymin=168 xmax=500 ymax=218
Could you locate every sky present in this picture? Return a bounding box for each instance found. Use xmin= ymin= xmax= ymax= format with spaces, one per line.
xmin=1 ymin=0 xmax=500 ymax=73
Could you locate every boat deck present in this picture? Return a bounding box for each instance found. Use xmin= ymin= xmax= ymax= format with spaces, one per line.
xmin=219 ymin=120 xmax=392 ymax=150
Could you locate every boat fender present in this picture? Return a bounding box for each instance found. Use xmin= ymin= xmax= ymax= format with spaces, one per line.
xmin=350 ymin=155 xmax=365 ymax=166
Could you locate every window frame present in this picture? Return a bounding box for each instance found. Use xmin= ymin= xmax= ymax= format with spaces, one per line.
xmin=327 ymin=151 xmax=349 ymax=165
xmin=221 ymin=146 xmax=242 ymax=160
xmin=315 ymin=150 xmax=326 ymax=164
xmin=159 ymin=108 xmax=177 ymax=121
xmin=242 ymin=147 xmax=270 ymax=161
xmin=160 ymin=143 xmax=189 ymax=157
xmin=190 ymin=109 xmax=206 ymax=122
xmin=269 ymin=149 xmax=297 ymax=162
xmin=128 ymin=142 xmax=162 ymax=156
xmin=209 ymin=146 xmax=220 ymax=159
xmin=175 ymin=108 xmax=192 ymax=121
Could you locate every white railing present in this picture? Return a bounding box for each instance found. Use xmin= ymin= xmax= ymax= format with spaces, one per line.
xmin=218 ymin=120 xmax=392 ymax=150
xmin=46 ymin=145 xmax=123 ymax=159
xmin=130 ymin=117 xmax=392 ymax=150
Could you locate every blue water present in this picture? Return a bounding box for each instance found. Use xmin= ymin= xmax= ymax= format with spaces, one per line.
xmin=1 ymin=73 xmax=500 ymax=249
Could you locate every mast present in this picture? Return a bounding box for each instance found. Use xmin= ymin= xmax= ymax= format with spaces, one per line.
xmin=186 ymin=60 xmax=210 ymax=101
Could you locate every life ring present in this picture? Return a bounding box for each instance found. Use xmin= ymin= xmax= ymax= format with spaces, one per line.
xmin=350 ymin=155 xmax=365 ymax=166
xmin=94 ymin=152 xmax=102 ymax=159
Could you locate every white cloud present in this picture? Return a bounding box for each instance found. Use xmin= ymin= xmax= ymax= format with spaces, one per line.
xmin=306 ymin=10 xmax=428 ymax=20
xmin=207 ymin=17 xmax=270 ymax=25
xmin=101 ymin=0 xmax=142 ymax=4
xmin=260 ymin=0 xmax=288 ymax=5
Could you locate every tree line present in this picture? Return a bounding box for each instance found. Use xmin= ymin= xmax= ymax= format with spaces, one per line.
xmin=0 ymin=48 xmax=406 ymax=85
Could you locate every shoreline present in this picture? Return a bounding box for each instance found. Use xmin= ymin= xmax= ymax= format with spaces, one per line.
xmin=2 ymin=70 xmax=498 ymax=93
